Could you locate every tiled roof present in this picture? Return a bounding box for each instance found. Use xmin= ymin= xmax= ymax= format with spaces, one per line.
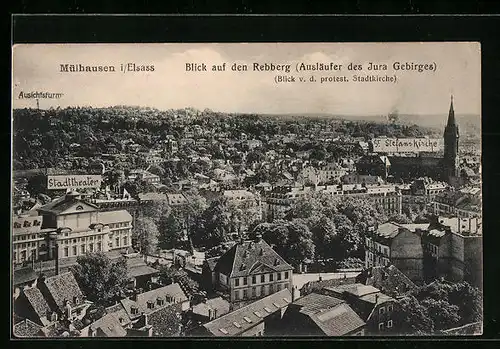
xmin=301 ymin=277 xmax=357 ymax=296
xmin=214 ymin=239 xmax=293 ymax=278
xmin=23 ymin=287 xmax=51 ymax=322
xmin=13 ymin=267 xmax=38 ymax=286
xmin=149 ymin=303 xmax=183 ymax=337
xmin=127 ymin=265 xmax=160 ymax=279
xmin=375 ymin=223 xmax=400 ymax=239
xmin=13 ymin=318 xmax=43 ymax=338
xmin=205 ymin=257 xmax=219 ymax=271
xmin=120 ymin=283 xmax=188 ymax=319
xmin=90 ymin=313 xmax=127 ymax=337
xmin=308 ymin=302 xmax=365 ymax=336
xmin=356 ymin=265 xmax=417 ymax=297
xmin=105 ymin=304 xmax=132 ymax=327
xmin=203 ymin=289 xmax=292 ymax=336
xmin=98 ymin=210 xmax=133 ymax=224
xmin=42 ymin=272 xmax=85 ymax=312
xmin=324 ymin=283 xmax=380 ymax=298
xmin=192 ymin=297 xmax=231 ymax=318
xmin=293 ymin=293 xmax=345 ymax=316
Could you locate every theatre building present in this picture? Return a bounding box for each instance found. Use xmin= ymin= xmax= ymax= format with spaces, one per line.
xmin=35 ymin=190 xmax=133 ymax=260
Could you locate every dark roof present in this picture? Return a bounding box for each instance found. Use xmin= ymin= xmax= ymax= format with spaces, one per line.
xmin=42 ymin=272 xmax=85 ymax=312
xmin=203 ymin=289 xmax=292 ymax=336
xmin=23 ymin=287 xmax=51 ymax=322
xmin=13 ymin=319 xmax=43 ymax=338
xmin=205 ymin=257 xmax=220 ymax=272
xmin=14 ymin=267 xmax=38 ymax=286
xmin=127 ymin=265 xmax=160 ymax=279
xmin=293 ymin=293 xmax=345 ymax=315
xmin=301 ymin=276 xmax=357 ymax=295
xmin=356 ymin=265 xmax=418 ymax=297
xmin=214 ymin=239 xmax=293 ymax=278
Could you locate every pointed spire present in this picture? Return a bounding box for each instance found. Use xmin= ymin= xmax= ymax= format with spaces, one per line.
xmin=447 ymin=94 xmax=456 ymax=127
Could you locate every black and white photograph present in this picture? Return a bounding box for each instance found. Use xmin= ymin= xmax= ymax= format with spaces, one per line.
xmin=11 ymin=42 xmax=482 ymax=337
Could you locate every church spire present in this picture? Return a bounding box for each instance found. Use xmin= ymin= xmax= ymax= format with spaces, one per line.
xmin=447 ymin=94 xmax=456 ymax=127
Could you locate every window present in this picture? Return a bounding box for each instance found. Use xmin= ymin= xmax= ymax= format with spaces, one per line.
xmin=252 ymin=287 xmax=256 ymax=297
xmin=378 ymin=323 xmax=384 ymax=331
xmin=81 ymin=245 xmax=85 ymax=254
xmin=235 ymin=278 xmax=240 ymax=287
xmin=277 ymin=284 xmax=281 ymax=291
xmin=261 ymin=275 xmax=265 ymax=283
xmin=261 ymin=285 xmax=266 ymax=296
xmin=379 ymin=307 xmax=385 ymax=315
xmin=234 ymin=291 xmax=240 ymax=300
xmin=252 ymin=276 xmax=256 ymax=284
xmin=284 ymin=271 xmax=289 ymax=279
xmin=72 ymin=246 xmax=77 ymax=256
xmin=123 ymin=236 xmax=128 ymax=246
xmin=147 ymin=301 xmax=154 ymax=309
xmin=97 ymin=242 xmax=101 ymax=251
xmin=131 ymin=306 xmax=138 ymax=315
xmin=277 ymin=273 xmax=282 ymax=281
xmin=387 ymin=320 xmax=393 ymax=328
xmin=89 ymin=244 xmax=94 ymax=252
xmin=269 ymin=273 xmax=274 ymax=282
xmin=243 ymin=277 xmax=248 ymax=285
xmin=269 ymin=284 xmax=274 ymax=293
xmin=64 ymin=247 xmax=69 ymax=257
xmin=23 ymin=221 xmax=31 ymax=227
xmin=388 ymin=305 xmax=393 ymax=312
xmin=243 ymin=290 xmax=248 ymax=299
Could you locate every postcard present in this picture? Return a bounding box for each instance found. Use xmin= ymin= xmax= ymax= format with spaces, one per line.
xmin=11 ymin=42 xmax=482 ymax=337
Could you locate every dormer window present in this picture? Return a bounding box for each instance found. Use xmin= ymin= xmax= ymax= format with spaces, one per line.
xmin=131 ymin=306 xmax=139 ymax=315
xmin=147 ymin=301 xmax=155 ymax=309
xmin=23 ymin=221 xmax=31 ymax=227
xmin=33 ymin=220 xmax=41 ymax=226
xmin=75 ymin=205 xmax=84 ymax=211
xmin=73 ymin=296 xmax=79 ymax=304
xmin=240 ymin=264 xmax=246 ymax=271
xmin=14 ymin=222 xmax=21 ymax=228
xmin=274 ymin=259 xmax=280 ymax=266
xmin=157 ymin=297 xmax=164 ymax=306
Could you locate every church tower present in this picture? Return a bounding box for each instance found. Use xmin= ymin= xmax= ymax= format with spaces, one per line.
xmin=443 ymin=95 xmax=460 ymax=182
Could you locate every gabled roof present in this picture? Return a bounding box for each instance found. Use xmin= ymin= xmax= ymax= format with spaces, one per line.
xmin=203 ymin=289 xmax=291 ymax=336
xmin=192 ymin=297 xmax=231 ymax=318
xmin=42 ymin=272 xmax=85 ymax=312
xmin=23 ymin=287 xmax=51 ymax=323
xmin=356 ymin=265 xmax=418 ymax=297
xmin=38 ymin=197 xmax=98 ymax=215
xmin=214 ymin=239 xmax=293 ymax=278
xmin=293 ymin=293 xmax=345 ymax=315
xmin=13 ymin=318 xmax=43 ymax=338
xmin=14 ymin=267 xmax=38 ymax=286
xmin=90 ymin=313 xmax=127 ymax=337
xmin=120 ymin=283 xmax=188 ymax=319
xmin=300 ymin=300 xmax=365 ymax=336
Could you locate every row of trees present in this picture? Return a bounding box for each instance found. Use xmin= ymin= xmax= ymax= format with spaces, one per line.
xmin=397 ymin=279 xmax=483 ymax=334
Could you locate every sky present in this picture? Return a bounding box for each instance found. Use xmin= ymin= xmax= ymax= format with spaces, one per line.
xmin=12 ymin=42 xmax=481 ymax=116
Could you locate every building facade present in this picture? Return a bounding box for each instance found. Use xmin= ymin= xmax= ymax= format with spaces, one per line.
xmin=211 ymin=236 xmax=294 ymax=305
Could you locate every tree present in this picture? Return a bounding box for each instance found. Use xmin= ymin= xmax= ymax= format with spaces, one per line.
xmin=27 ymin=173 xmax=48 ymax=196
xmin=158 ymin=213 xmax=183 ymax=250
xmin=397 ymin=295 xmax=434 ymax=335
xmin=388 ymin=213 xmax=412 ymax=224
xmin=448 ymin=282 xmax=483 ymax=324
xmin=193 ymin=197 xmax=232 ymax=248
xmin=134 ymin=216 xmax=160 ymax=255
xmin=285 ymin=219 xmax=315 ymax=267
xmin=420 ymin=298 xmax=461 ymax=331
xmin=71 ymin=252 xmax=128 ymax=305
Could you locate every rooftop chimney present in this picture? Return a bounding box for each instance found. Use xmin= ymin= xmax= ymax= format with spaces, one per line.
xmin=375 ymin=294 xmax=379 ymax=303
xmin=255 ymin=233 xmax=262 ymax=242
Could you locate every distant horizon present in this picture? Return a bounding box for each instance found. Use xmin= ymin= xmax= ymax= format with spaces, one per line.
xmin=13 ymin=43 xmax=480 ymax=115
